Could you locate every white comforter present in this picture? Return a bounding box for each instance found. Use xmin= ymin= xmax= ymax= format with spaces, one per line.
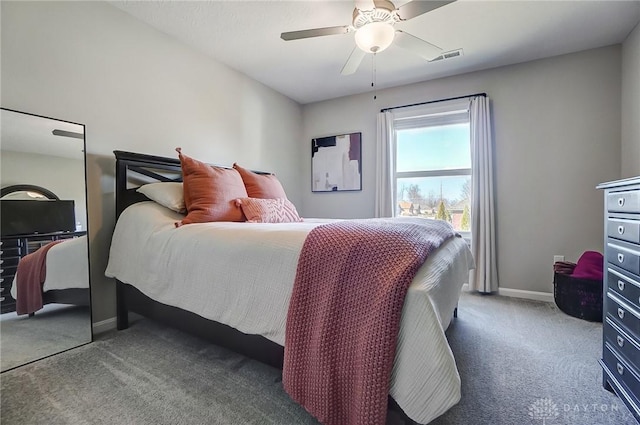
xmin=105 ymin=202 xmax=474 ymax=424
xmin=11 ymin=235 xmax=89 ymax=299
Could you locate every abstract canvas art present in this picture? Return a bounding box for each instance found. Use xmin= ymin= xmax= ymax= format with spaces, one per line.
xmin=311 ymin=132 xmax=362 ymax=192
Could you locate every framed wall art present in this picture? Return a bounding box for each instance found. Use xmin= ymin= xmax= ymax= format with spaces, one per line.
xmin=311 ymin=132 xmax=362 ymax=192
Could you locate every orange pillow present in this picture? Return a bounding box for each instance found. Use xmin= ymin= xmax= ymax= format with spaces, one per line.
xmin=176 ymin=148 xmax=247 ymax=226
xmin=233 ymin=163 xmax=288 ymax=199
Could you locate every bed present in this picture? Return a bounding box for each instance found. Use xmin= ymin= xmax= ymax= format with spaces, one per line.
xmin=105 ymin=150 xmax=474 ymax=425
xmin=10 ymin=235 xmax=90 ymax=314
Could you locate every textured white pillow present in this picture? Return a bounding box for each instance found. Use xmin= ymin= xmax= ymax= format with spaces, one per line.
xmin=234 ymin=197 xmax=303 ymax=223
xmin=136 ymin=182 xmax=185 ymax=213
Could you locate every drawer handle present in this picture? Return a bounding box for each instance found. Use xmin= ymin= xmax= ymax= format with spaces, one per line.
xmin=617 ymin=335 xmax=625 ymax=347
xmin=617 ymin=253 xmax=625 ymax=263
xmin=618 ymin=225 xmax=625 ymax=235
xmin=618 ymin=308 xmax=626 ymax=320
xmin=618 ymin=280 xmax=625 ymax=291
xmin=617 ymin=363 xmax=624 ymax=375
xmin=618 ymin=198 xmax=625 ymax=207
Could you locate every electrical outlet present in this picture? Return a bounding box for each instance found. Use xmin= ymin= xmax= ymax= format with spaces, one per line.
xmin=554 ymin=255 xmax=565 ymax=263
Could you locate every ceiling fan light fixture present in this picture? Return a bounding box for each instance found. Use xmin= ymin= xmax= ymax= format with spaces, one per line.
xmin=355 ymin=22 xmax=395 ymax=53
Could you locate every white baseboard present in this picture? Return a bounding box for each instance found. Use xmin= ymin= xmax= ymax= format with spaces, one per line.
xmin=498 ymin=287 xmax=554 ymax=303
xmin=462 ymin=283 xmax=554 ymax=303
xmin=92 ymin=316 xmax=117 ymax=335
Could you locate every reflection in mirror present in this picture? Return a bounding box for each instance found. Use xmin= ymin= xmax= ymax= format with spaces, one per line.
xmin=0 ymin=108 xmax=92 ymax=372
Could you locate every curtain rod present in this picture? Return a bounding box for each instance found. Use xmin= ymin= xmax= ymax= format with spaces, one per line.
xmin=380 ymin=92 xmax=487 ymax=113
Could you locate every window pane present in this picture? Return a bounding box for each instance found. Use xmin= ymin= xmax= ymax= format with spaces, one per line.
xmin=397 ymin=176 xmax=471 ymax=232
xmin=396 ymin=123 xmax=470 ymax=172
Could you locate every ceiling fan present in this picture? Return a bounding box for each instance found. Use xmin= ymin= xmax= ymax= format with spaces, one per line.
xmin=52 ymin=129 xmax=83 ymax=139
xmin=280 ymin=0 xmax=456 ymax=75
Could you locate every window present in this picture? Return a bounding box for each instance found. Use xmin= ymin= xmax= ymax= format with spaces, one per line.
xmin=393 ymin=107 xmax=471 ymax=237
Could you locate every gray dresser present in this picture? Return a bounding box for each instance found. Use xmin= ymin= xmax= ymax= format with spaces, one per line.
xmin=598 ymin=176 xmax=640 ymax=423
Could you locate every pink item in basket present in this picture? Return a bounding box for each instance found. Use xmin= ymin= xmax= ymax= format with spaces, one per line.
xmin=571 ymin=251 xmax=604 ymax=281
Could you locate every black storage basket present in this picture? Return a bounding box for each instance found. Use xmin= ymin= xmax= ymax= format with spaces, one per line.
xmin=553 ymin=272 xmax=603 ymax=322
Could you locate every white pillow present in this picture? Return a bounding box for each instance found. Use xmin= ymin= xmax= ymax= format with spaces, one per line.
xmin=136 ymin=182 xmax=185 ymax=213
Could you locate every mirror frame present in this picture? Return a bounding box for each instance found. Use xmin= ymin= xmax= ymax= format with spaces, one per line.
xmin=1 ymin=184 xmax=60 ymax=200
xmin=0 ymin=107 xmax=93 ymax=372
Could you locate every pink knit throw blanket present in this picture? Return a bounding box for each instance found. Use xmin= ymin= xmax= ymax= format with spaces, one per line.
xmin=283 ymin=217 xmax=455 ymax=425
xmin=16 ymin=240 xmax=63 ymax=315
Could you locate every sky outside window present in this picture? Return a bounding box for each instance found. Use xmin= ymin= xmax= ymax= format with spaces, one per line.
xmin=396 ymin=123 xmax=471 ymax=202
xmin=396 ymin=123 xmax=471 ymax=173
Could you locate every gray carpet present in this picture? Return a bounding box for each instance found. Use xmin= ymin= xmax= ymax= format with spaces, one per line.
xmin=0 ymin=304 xmax=92 ymax=372
xmin=0 ymin=293 xmax=636 ymax=425
xmin=430 ymin=293 xmax=635 ymax=425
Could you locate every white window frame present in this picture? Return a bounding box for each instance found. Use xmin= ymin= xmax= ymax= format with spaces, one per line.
xmin=392 ymin=107 xmax=472 ymax=239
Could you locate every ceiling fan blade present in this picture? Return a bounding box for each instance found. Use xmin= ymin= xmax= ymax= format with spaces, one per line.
xmin=52 ymin=129 xmax=83 ymax=139
xmin=396 ymin=0 xmax=456 ymax=21
xmin=341 ymin=47 xmax=367 ymax=75
xmin=394 ymin=30 xmax=442 ymax=61
xmin=281 ymin=26 xmax=351 ymax=41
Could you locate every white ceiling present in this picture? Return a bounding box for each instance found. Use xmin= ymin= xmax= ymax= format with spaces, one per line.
xmin=110 ymin=0 xmax=640 ymax=105
xmin=1 ymin=109 xmax=85 ymax=160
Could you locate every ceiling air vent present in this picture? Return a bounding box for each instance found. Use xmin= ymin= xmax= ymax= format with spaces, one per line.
xmin=429 ymin=49 xmax=463 ymax=62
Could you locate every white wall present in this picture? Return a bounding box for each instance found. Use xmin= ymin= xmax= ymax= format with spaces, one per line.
xmin=0 ymin=151 xmax=87 ymax=231
xmin=622 ymin=22 xmax=640 ymax=178
xmin=1 ymin=1 xmax=303 ymax=322
xmin=302 ymin=46 xmax=622 ymax=294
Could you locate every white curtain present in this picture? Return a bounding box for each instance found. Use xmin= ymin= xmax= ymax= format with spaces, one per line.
xmin=375 ymin=111 xmax=395 ymax=217
xmin=469 ymin=96 xmax=498 ymax=293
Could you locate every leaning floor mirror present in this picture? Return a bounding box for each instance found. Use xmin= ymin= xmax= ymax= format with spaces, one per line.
xmin=0 ymin=108 xmax=92 ymax=372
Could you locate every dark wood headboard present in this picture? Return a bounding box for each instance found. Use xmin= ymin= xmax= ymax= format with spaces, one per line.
xmin=114 ymin=150 xmax=182 ymax=218
xmin=114 ymin=150 xmax=270 ymax=219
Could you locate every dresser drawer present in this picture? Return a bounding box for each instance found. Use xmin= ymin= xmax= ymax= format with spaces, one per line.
xmin=0 ymin=265 xmax=17 ymax=278
xmin=604 ymin=342 xmax=640 ymax=399
xmin=0 ymin=256 xmax=20 ymax=268
xmin=607 ymin=240 xmax=640 ymax=275
xmin=609 ymin=267 xmax=640 ymax=309
xmin=0 ymin=238 xmax=20 ymax=249
xmin=0 ymin=287 xmax=14 ymax=300
xmin=608 ymin=189 xmax=640 ymax=213
xmin=0 ymin=271 xmax=13 ymax=284
xmin=0 ymin=247 xmax=21 ymax=259
xmin=0 ymin=295 xmax=16 ymax=314
xmin=608 ymin=218 xmax=640 ymax=244
xmin=607 ymin=292 xmax=640 ymax=337
xmin=605 ymin=318 xmax=640 ymax=370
